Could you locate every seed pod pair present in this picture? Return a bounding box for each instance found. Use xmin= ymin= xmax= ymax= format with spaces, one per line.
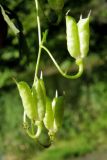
xmin=17 ymin=81 xmax=38 ymax=120
xmin=43 ymin=92 xmax=64 ymax=139
xmin=66 ymin=12 xmax=90 ymax=59
xmin=48 ymin=0 xmax=64 ymax=11
xmin=32 ymin=78 xmax=46 ymax=121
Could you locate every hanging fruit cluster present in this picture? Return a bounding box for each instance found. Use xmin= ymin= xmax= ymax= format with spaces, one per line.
xmin=16 ymin=73 xmax=64 ymax=146
xmin=0 ymin=0 xmax=91 ymax=147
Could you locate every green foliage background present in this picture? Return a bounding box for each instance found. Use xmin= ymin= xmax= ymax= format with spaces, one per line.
xmin=0 ymin=0 xmax=107 ymax=160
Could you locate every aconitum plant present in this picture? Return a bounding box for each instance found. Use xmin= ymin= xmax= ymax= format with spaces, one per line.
xmin=0 ymin=0 xmax=90 ymax=147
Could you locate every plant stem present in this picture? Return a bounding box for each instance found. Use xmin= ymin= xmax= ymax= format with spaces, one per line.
xmin=31 ymin=120 xmax=35 ymax=135
xmin=41 ymin=45 xmax=83 ymax=79
xmin=26 ymin=121 xmax=42 ymax=139
xmin=34 ymin=0 xmax=42 ymax=81
xmin=35 ymin=0 xmax=41 ymax=45
xmin=35 ymin=47 xmax=42 ymax=80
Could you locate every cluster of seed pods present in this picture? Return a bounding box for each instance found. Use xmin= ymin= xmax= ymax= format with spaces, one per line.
xmin=16 ymin=73 xmax=64 ymax=145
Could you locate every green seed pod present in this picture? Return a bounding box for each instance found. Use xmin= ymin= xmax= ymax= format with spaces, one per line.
xmin=48 ymin=0 xmax=64 ymax=11
xmin=77 ymin=14 xmax=90 ymax=58
xmin=17 ymin=81 xmax=38 ymax=120
xmin=52 ymin=92 xmax=64 ymax=132
xmin=66 ymin=15 xmax=80 ymax=59
xmin=43 ymin=97 xmax=54 ymax=132
xmin=34 ymin=79 xmax=46 ymax=121
xmin=31 ymin=86 xmax=38 ymax=120
xmin=39 ymin=80 xmax=46 ymax=98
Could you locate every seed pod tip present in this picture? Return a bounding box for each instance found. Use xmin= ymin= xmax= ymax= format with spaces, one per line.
xmin=66 ymin=10 xmax=71 ymax=16
xmin=88 ymin=10 xmax=91 ymax=17
xmin=80 ymin=14 xmax=82 ymax=20
xmin=12 ymin=77 xmax=18 ymax=85
xmin=55 ymin=90 xmax=58 ymax=98
xmin=40 ymin=71 xmax=43 ymax=80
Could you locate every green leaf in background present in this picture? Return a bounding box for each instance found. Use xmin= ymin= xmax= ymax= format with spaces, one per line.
xmin=0 ymin=5 xmax=19 ymax=35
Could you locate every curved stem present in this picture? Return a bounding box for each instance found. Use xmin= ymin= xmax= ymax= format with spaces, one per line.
xmin=26 ymin=121 xmax=42 ymax=139
xmin=36 ymin=121 xmax=42 ymax=138
xmin=26 ymin=122 xmax=52 ymax=148
xmin=26 ymin=129 xmax=36 ymax=139
xmin=41 ymin=45 xmax=84 ymax=79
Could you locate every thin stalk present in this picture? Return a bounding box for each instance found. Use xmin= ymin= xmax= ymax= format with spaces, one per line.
xmin=41 ymin=45 xmax=83 ymax=79
xmin=34 ymin=47 xmax=42 ymax=82
xmin=35 ymin=123 xmax=42 ymax=138
xmin=34 ymin=0 xmax=42 ymax=81
xmin=35 ymin=0 xmax=41 ymax=45
xmin=26 ymin=122 xmax=42 ymax=139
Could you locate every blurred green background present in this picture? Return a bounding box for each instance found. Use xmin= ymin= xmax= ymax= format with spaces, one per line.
xmin=0 ymin=0 xmax=107 ymax=160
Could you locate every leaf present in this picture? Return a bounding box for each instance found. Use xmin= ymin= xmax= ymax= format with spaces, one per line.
xmin=0 ymin=5 xmax=19 ymax=35
xmin=42 ymin=30 xmax=48 ymax=43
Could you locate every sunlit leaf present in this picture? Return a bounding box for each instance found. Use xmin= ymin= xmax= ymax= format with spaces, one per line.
xmin=0 ymin=5 xmax=20 ymax=35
